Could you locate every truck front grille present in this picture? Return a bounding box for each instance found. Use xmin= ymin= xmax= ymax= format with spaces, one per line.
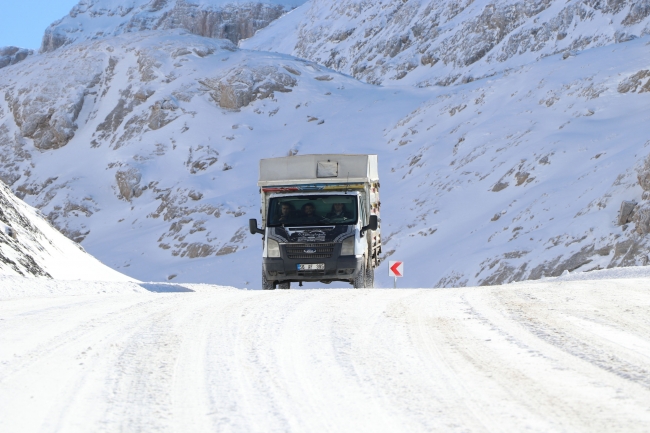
xmin=285 ymin=243 xmax=336 ymax=259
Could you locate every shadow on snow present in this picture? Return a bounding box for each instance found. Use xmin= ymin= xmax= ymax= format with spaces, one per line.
xmin=139 ymin=283 xmax=195 ymax=293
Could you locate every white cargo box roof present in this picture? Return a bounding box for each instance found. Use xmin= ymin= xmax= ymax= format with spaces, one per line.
xmin=258 ymin=154 xmax=378 ymax=186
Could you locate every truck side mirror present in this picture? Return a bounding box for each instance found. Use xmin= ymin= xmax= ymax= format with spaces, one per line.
xmin=249 ymin=218 xmax=264 ymax=235
xmin=368 ymin=215 xmax=378 ymax=231
xmin=361 ymin=215 xmax=378 ymax=236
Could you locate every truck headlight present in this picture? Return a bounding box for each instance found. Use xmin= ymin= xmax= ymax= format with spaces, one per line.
xmin=267 ymin=239 xmax=281 ymax=257
xmin=341 ymin=236 xmax=355 ymax=256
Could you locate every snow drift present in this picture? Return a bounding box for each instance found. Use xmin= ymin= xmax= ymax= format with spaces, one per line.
xmin=0 ymin=180 xmax=133 ymax=281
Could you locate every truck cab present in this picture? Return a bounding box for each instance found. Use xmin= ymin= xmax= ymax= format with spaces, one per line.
xmin=249 ymin=155 xmax=381 ymax=289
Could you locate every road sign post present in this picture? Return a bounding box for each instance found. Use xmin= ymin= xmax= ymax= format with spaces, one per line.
xmin=388 ymin=261 xmax=403 ymax=288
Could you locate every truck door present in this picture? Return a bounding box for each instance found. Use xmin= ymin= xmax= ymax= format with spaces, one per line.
xmin=359 ymin=195 xmax=367 ymax=227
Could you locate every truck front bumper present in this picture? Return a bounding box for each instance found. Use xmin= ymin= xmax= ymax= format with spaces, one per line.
xmin=263 ymin=255 xmax=364 ymax=283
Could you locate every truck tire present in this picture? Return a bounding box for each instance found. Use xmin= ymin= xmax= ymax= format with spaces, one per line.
xmin=365 ymin=257 xmax=374 ymax=288
xmin=353 ymin=260 xmax=366 ymax=289
xmin=278 ymin=281 xmax=291 ymax=289
xmin=262 ymin=270 xmax=275 ymax=290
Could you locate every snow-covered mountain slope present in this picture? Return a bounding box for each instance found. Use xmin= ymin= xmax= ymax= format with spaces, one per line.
xmin=0 ymin=30 xmax=430 ymax=286
xmin=0 ymin=179 xmax=134 ymax=281
xmin=41 ymin=0 xmax=308 ymax=52
xmin=242 ymin=0 xmax=650 ymax=86
xmin=382 ymin=37 xmax=650 ymax=287
xmin=0 ymin=47 xmax=33 ymax=70
xmin=1 ymin=25 xmax=650 ymax=287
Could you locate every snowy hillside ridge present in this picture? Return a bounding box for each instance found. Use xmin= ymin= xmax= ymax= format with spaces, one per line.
xmin=0 ymin=181 xmax=134 ymax=281
xmin=41 ymin=0 xmax=309 ymax=53
xmin=242 ymin=0 xmax=650 ymax=86
xmin=0 ymin=47 xmax=33 ymax=70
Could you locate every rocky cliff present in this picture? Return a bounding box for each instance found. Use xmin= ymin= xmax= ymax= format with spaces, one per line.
xmin=243 ymin=0 xmax=650 ymax=86
xmin=41 ymin=0 xmax=307 ymax=53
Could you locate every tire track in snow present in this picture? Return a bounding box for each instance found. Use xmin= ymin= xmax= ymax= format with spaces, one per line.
xmin=424 ymin=289 xmax=607 ymax=432
xmin=0 ymin=294 xmax=186 ymax=432
xmin=100 ymin=289 xmax=248 ymax=433
xmin=201 ymin=291 xmax=316 ymax=432
xmin=499 ymin=283 xmax=650 ymax=381
xmin=455 ymin=284 xmax=650 ymax=431
xmin=499 ymin=281 xmax=650 ymax=391
xmin=0 ymin=296 xmax=169 ymax=384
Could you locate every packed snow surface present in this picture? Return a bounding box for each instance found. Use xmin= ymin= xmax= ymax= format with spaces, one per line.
xmin=0 ymin=273 xmax=649 ymax=432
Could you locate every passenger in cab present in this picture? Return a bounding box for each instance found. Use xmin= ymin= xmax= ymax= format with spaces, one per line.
xmin=300 ymin=202 xmax=323 ymax=224
xmin=326 ymin=202 xmax=352 ymax=220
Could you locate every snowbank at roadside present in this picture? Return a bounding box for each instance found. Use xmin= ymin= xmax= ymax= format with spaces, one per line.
xmin=0 ymin=275 xmax=147 ymax=300
xmin=537 ymin=266 xmax=650 ymax=283
xmin=0 ymin=275 xmax=243 ymax=300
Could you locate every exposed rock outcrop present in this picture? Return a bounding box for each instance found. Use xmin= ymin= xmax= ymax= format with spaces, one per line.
xmin=202 ymin=65 xmax=297 ymax=110
xmin=638 ymin=154 xmax=650 ymax=190
xmin=618 ymin=200 xmax=637 ymax=225
xmin=618 ymin=70 xmax=650 ymax=93
xmin=631 ymin=154 xmax=650 ymax=233
xmin=632 ymin=202 xmax=650 ymax=234
xmin=148 ymin=97 xmax=180 ymax=130
xmin=0 ymin=47 xmax=33 ymax=70
xmin=4 ymin=65 xmax=91 ymax=151
xmin=115 ymin=167 xmax=143 ymax=201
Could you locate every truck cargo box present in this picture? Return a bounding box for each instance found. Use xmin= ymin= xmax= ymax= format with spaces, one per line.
xmin=258 ymin=154 xmax=378 ymax=187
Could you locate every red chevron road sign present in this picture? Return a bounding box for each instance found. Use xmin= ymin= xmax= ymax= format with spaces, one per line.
xmin=389 ymin=261 xmax=403 ymax=277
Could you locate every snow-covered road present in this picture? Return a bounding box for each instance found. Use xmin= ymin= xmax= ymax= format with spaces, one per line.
xmin=1 ymin=277 xmax=649 ymax=432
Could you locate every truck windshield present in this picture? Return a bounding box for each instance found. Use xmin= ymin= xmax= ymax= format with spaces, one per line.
xmin=268 ymin=195 xmax=358 ymax=227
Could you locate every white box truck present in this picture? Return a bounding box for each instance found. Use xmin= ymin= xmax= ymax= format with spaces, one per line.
xmin=249 ymin=154 xmax=381 ymax=289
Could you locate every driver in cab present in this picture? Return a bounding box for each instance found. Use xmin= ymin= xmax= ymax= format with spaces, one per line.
xmin=326 ymin=202 xmax=352 ymax=221
xmin=277 ymin=203 xmax=296 ymax=224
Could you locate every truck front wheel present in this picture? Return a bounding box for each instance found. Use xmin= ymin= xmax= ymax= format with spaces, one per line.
xmin=262 ymin=270 xmax=275 ymax=290
xmin=365 ymin=257 xmax=375 ymax=288
xmin=353 ymin=260 xmax=366 ymax=289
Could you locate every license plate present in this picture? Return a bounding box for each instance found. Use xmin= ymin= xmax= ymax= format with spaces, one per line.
xmin=297 ymin=263 xmax=325 ymax=271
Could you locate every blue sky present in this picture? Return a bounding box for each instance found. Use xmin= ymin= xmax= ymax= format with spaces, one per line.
xmin=1 ymin=1 xmax=79 ymax=50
